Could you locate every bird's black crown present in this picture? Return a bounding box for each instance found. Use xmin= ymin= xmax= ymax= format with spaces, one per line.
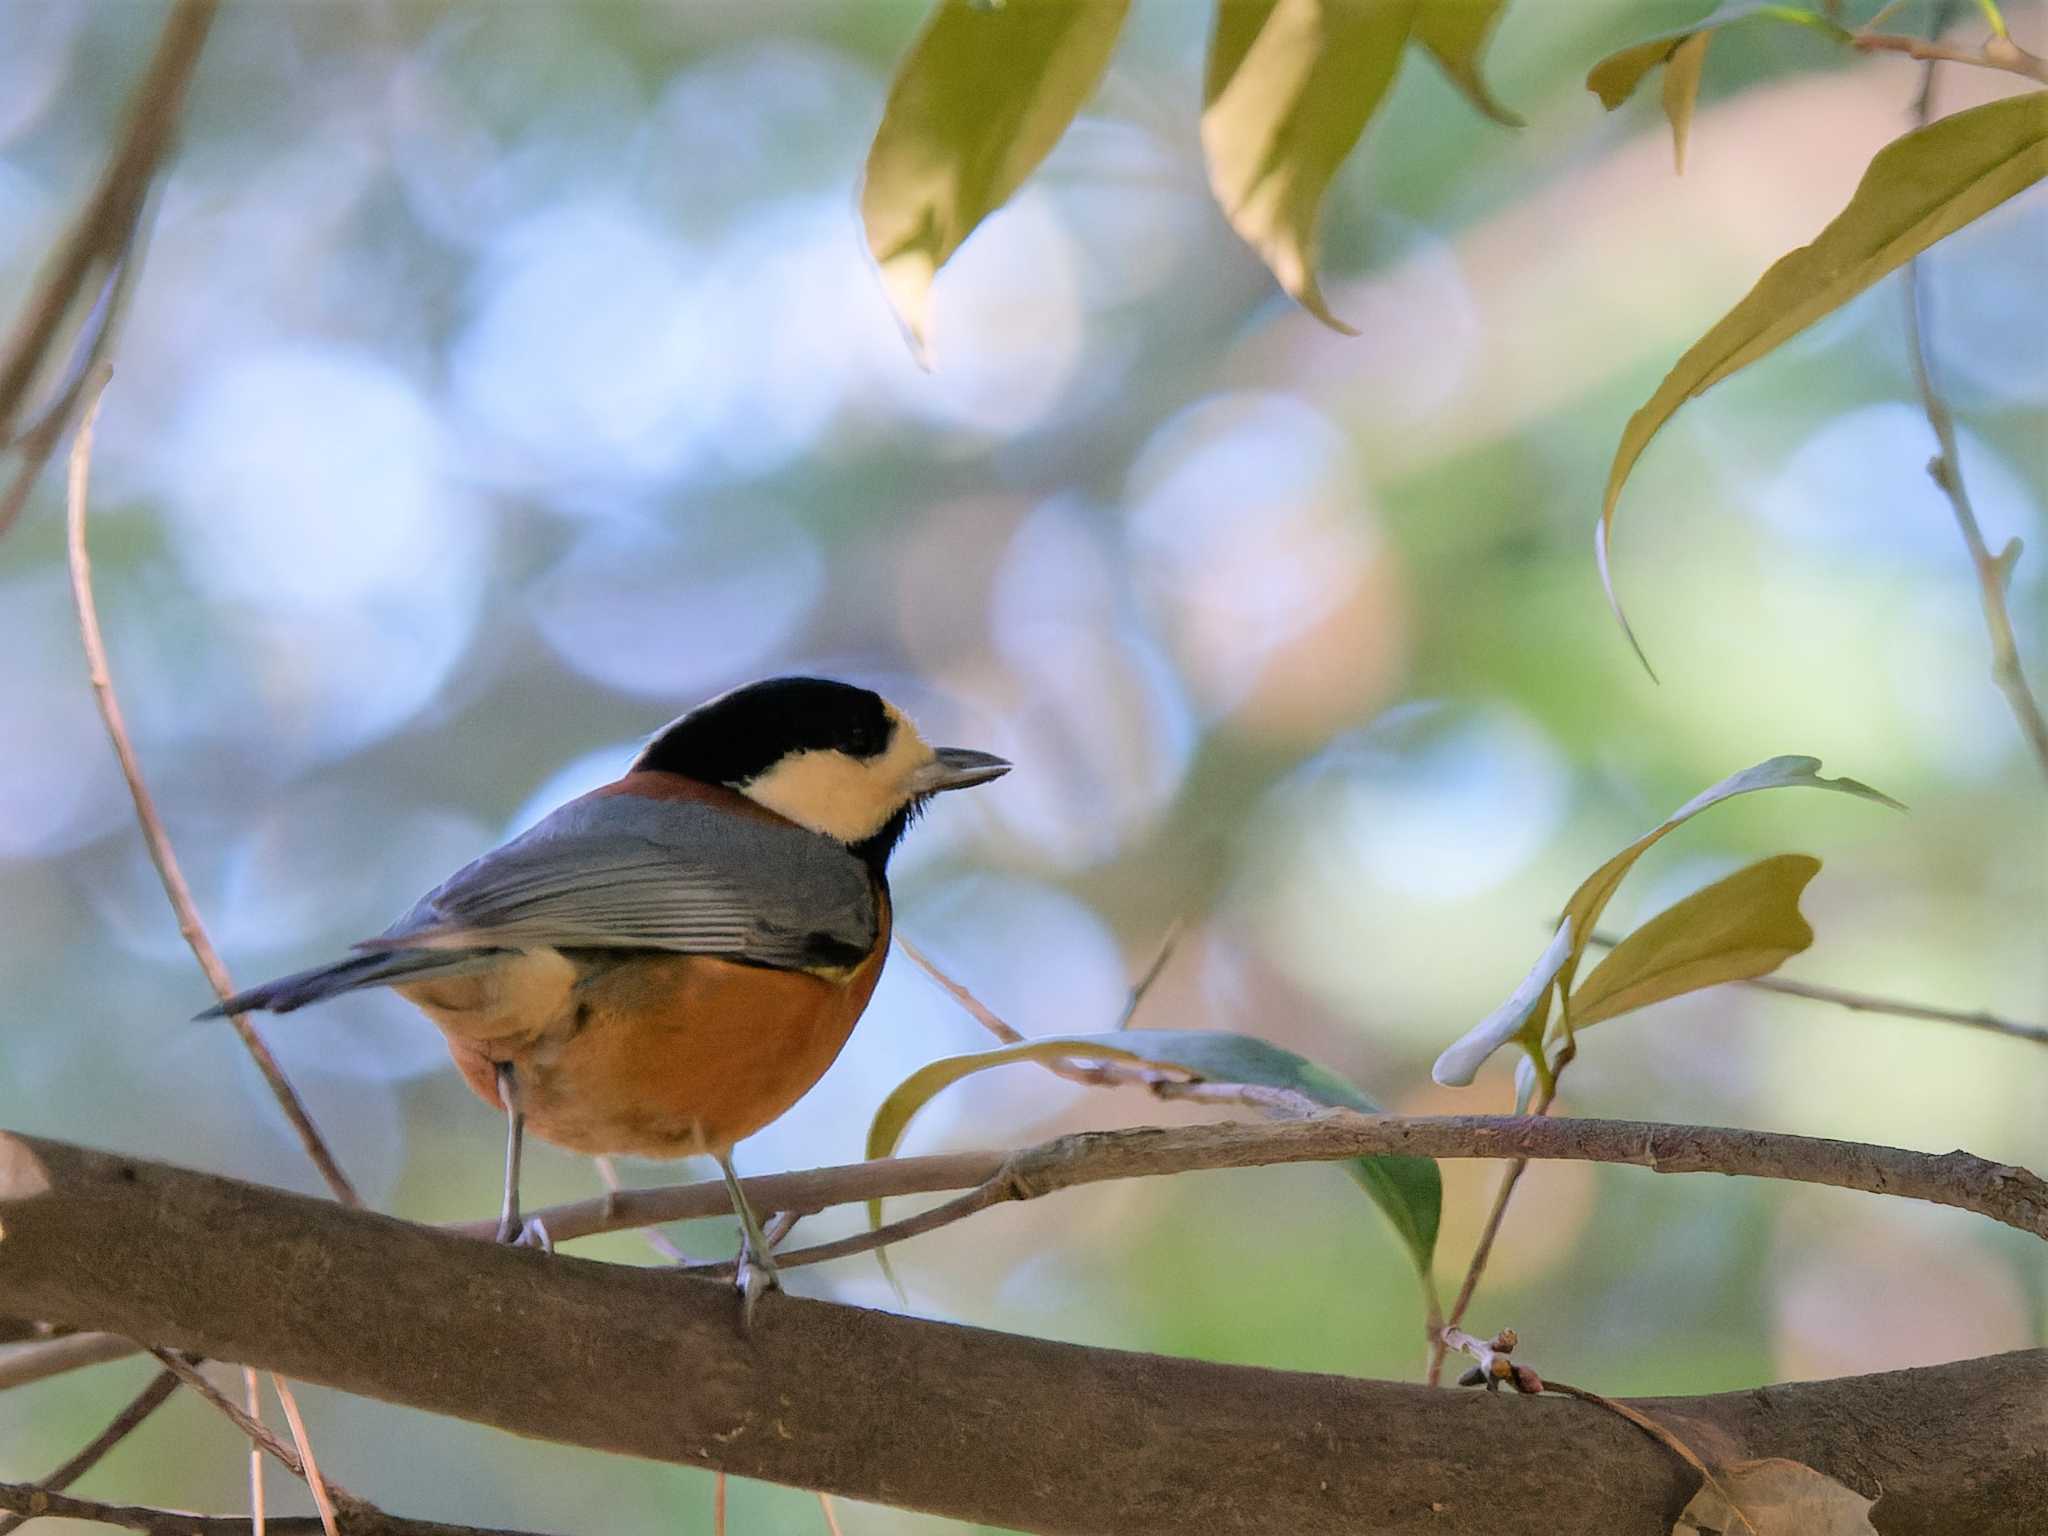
xmin=634 ymin=676 xmax=896 ymax=788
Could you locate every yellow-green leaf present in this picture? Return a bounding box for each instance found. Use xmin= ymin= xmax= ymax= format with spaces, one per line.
xmin=1674 ymin=1457 xmax=1877 ymax=1535
xmin=1585 ymin=3 xmax=1826 ymax=114
xmin=1414 ymin=0 xmax=1523 ymax=127
xmin=1202 ymin=0 xmax=1421 ymax=332
xmin=1438 ymin=758 xmax=1894 ymax=1091
xmin=861 ymin=0 xmax=1132 ymax=355
xmin=1661 ymin=29 xmax=1712 ymax=174
xmin=1557 ymin=757 xmax=1898 ymax=1014
xmin=1569 ymin=853 xmax=1818 ymax=1027
xmin=866 ymin=1029 xmax=1441 ymax=1274
xmin=1599 ymin=91 xmax=2048 ymax=665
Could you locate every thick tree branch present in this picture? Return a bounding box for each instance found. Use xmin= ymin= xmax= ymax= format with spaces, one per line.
xmin=0 ymin=1132 xmax=2038 ymax=1535
xmin=12 ymin=1109 xmax=2044 ymax=1397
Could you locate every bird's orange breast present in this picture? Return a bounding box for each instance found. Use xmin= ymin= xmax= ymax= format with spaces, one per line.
xmin=434 ymin=896 xmax=890 ymax=1159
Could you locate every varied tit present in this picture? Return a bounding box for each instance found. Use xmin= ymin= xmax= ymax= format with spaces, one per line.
xmin=205 ymin=676 xmax=1009 ymax=1306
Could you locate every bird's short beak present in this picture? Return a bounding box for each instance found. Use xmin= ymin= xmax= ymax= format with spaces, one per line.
xmin=916 ymin=747 xmax=1012 ymax=794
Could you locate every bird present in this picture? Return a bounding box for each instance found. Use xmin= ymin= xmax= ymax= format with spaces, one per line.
xmin=202 ymin=676 xmax=1010 ymax=1307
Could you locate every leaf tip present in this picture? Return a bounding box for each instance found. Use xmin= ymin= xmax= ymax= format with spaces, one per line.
xmin=1595 ymin=515 xmax=1659 ymax=683
xmin=1294 ymin=269 xmax=1359 ymax=336
xmin=875 ymin=251 xmax=938 ymax=369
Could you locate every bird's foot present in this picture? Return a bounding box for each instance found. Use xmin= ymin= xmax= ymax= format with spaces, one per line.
xmin=732 ymin=1240 xmax=781 ymax=1333
xmin=495 ymin=1214 xmax=553 ymax=1252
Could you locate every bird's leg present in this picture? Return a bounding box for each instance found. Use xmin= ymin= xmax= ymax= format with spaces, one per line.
xmin=717 ymin=1151 xmax=781 ymax=1327
xmin=493 ymin=1063 xmax=550 ymax=1250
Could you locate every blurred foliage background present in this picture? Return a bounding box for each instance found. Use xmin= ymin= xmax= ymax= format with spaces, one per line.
xmin=0 ymin=1 xmax=2041 ymax=1531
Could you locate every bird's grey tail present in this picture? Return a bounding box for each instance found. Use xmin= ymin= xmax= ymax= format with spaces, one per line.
xmin=195 ymin=948 xmax=503 ymax=1019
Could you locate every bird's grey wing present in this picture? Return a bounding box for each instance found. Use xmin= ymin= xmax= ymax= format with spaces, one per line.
xmin=367 ymin=794 xmax=878 ymax=970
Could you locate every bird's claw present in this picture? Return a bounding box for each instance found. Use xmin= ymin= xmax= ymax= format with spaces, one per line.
xmin=732 ymin=1243 xmax=781 ymax=1333
xmin=495 ymin=1215 xmax=553 ymax=1252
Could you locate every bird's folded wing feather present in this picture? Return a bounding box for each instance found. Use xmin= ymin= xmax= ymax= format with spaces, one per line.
xmin=361 ymin=793 xmax=878 ymax=970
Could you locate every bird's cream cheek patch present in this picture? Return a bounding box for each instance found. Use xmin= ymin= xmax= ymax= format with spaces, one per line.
xmin=741 ymin=713 xmax=933 ymax=843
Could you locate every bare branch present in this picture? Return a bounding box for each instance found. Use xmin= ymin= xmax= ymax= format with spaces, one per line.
xmin=0 ymin=1484 xmax=544 ymax=1536
xmin=144 ymin=1352 xmax=311 ymax=1486
xmin=0 ymin=1368 xmax=179 ymax=1535
xmin=0 ymin=0 xmax=217 ymax=540
xmin=0 ymin=1132 xmax=2039 ymax=1535
xmin=1586 ymin=930 xmax=2048 ymax=1046
xmin=1852 ymin=28 xmax=2048 ymax=82
xmin=66 ymin=377 xmax=359 ymax=1205
xmin=269 ymin=1377 xmax=339 ymax=1536
xmin=1897 ymin=44 xmax=2048 ymax=778
xmin=459 ymin=1109 xmax=2048 ymax=1251
xmin=242 ymin=1370 xmax=265 ymax=1536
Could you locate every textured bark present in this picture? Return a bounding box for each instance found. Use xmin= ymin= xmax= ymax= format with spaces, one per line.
xmin=0 ymin=1131 xmax=2040 ymax=1536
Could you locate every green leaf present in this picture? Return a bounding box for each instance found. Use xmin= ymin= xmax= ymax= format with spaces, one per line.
xmin=1414 ymin=0 xmax=1523 ymax=127
xmin=1569 ymin=853 xmax=1818 ymax=1027
xmin=1599 ymin=91 xmax=2048 ymax=666
xmin=1202 ymin=0 xmax=1421 ymax=333
xmin=861 ymin=0 xmax=1132 ymax=356
xmin=866 ymin=1029 xmax=1441 ymax=1273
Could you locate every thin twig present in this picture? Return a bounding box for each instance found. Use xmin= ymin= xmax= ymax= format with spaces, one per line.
xmin=0 ymin=1483 xmax=544 ymax=1536
xmin=0 ymin=1367 xmax=180 ymax=1535
xmin=683 ymin=1108 xmax=2048 ymax=1285
xmin=521 ymin=1110 xmax=2048 ymax=1244
xmin=1428 ymin=1059 xmax=1565 ymax=1388
xmin=0 ymin=234 xmax=141 ymax=538
xmin=1852 ymin=29 xmax=2048 ymax=82
xmin=145 ymin=1354 xmax=361 ymax=1529
xmin=66 ymin=375 xmax=360 ymax=1204
xmin=1897 ymin=34 xmax=2048 ymax=778
xmin=243 ymin=1371 xmax=265 ymax=1536
xmin=712 ymin=1472 xmax=726 ymax=1536
xmin=269 ymin=1378 xmax=339 ymax=1536
xmin=1118 ymin=919 xmax=1187 ymax=1025
xmin=1585 ymin=930 xmax=2048 ymax=1046
xmin=0 ymin=1332 xmax=142 ymax=1391
xmin=1545 ymin=1378 xmax=1759 ymax=1536
xmin=816 ymin=1494 xmax=845 ymax=1536
xmin=144 ymin=1353 xmax=307 ymax=1483
xmin=593 ymin=1156 xmax=692 ymax=1264
xmin=0 ymin=0 xmax=216 ymax=541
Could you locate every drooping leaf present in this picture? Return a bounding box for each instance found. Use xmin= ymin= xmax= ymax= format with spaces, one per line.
xmin=1557 ymin=758 xmax=1898 ymax=1012
xmin=1599 ymin=91 xmax=2048 ymax=663
xmin=1414 ymin=0 xmax=1523 ymax=127
xmin=1673 ymin=1457 xmax=1877 ymax=1534
xmin=1585 ymin=3 xmax=1835 ymax=114
xmin=1201 ymin=0 xmax=1421 ymax=332
xmin=1569 ymin=853 xmax=1818 ymax=1027
xmin=1661 ymin=29 xmax=1712 ymax=174
xmin=861 ymin=0 xmax=1132 ymax=355
xmin=1432 ymin=917 xmax=1572 ymax=1086
xmin=866 ymin=1029 xmax=1441 ymax=1273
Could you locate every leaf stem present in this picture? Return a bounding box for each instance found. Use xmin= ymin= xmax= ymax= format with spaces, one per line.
xmin=1583 ymin=929 xmax=2048 ymax=1046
